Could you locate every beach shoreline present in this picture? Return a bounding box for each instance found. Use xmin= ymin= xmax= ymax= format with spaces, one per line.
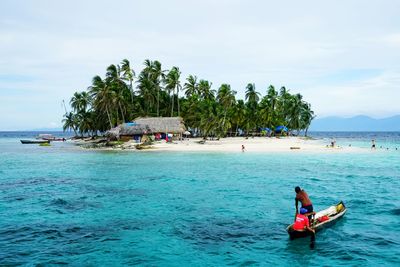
xmin=73 ymin=136 xmax=366 ymax=153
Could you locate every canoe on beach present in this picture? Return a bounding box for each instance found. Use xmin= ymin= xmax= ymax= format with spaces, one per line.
xmin=286 ymin=201 xmax=347 ymax=239
xmin=20 ymin=139 xmax=50 ymax=144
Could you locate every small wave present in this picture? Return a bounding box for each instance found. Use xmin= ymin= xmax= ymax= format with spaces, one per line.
xmin=100 ymin=237 xmax=122 ymax=242
xmin=0 ymin=177 xmax=73 ymax=190
xmin=348 ymin=199 xmax=376 ymax=205
xmin=84 ymin=185 xmax=147 ymax=196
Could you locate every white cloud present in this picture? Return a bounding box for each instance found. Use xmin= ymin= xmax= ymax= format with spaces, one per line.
xmin=0 ymin=0 xmax=400 ymax=130
xmin=302 ymin=70 xmax=400 ymax=118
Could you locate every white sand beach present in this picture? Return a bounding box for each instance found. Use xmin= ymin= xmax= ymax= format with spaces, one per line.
xmin=139 ymin=137 xmax=363 ymax=153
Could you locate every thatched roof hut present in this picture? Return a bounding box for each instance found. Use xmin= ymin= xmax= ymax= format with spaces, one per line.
xmin=106 ymin=117 xmax=186 ymax=140
xmin=106 ymin=125 xmax=122 ymax=139
xmin=120 ymin=124 xmax=152 ymax=136
xmin=133 ymin=117 xmax=186 ymax=134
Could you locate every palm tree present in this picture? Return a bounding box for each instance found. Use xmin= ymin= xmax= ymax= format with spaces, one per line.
xmin=151 ymin=60 xmax=165 ymax=117
xmin=165 ymin=66 xmax=182 ymax=116
xmin=265 ymin=85 xmax=279 ymax=128
xmin=105 ymin=64 xmax=131 ymax=123
xmin=184 ymin=75 xmax=198 ymax=98
xmin=286 ymin=93 xmax=303 ymax=132
xmin=65 ymin=59 xmax=316 ymax=138
xmin=62 ymin=112 xmax=78 ymax=136
xmin=141 ymin=59 xmax=165 ymax=117
xmin=70 ymin=92 xmax=91 ymax=113
xmin=245 ymin=83 xmax=260 ymax=104
xmin=301 ymin=102 xmax=315 ymax=136
xmin=198 ymin=79 xmax=215 ymax=100
xmin=217 ymin=84 xmax=236 ymax=135
xmin=121 ymin=59 xmax=135 ymax=103
xmin=137 ymin=71 xmax=155 ymax=115
xmin=245 ymin=83 xmax=260 ymax=133
xmin=88 ymin=75 xmax=114 ymax=128
xmin=232 ymin=100 xmax=246 ymax=136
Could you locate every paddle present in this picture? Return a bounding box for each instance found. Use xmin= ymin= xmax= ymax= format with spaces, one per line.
xmin=310 ymin=229 xmax=316 ymax=249
xmin=309 ymin=213 xmax=316 ymax=249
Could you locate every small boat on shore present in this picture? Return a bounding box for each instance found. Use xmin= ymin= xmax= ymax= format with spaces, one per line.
xmin=287 ymin=201 xmax=346 ymax=239
xmin=20 ymin=139 xmax=50 ymax=144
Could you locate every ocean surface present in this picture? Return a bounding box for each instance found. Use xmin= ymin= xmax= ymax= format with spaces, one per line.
xmin=0 ymin=132 xmax=399 ymax=266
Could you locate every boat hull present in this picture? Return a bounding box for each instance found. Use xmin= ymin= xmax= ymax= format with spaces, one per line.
xmin=287 ymin=201 xmax=346 ymax=239
xmin=20 ymin=140 xmax=50 ymax=144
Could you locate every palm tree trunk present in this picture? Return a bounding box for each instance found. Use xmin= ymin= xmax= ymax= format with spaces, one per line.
xmin=157 ymin=87 xmax=160 ymax=117
xmin=130 ymin=81 xmax=134 ymax=104
xmin=106 ymin=106 xmax=113 ymax=129
xmin=177 ymin=87 xmax=180 ymax=117
xmin=119 ymin=102 xmax=125 ymax=123
xmin=222 ymin=111 xmax=226 ymax=132
xmin=116 ymin=108 xmax=119 ymax=125
xmin=171 ymin=90 xmax=175 ymax=117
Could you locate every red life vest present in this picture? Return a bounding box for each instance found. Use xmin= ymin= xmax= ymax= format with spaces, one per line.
xmin=293 ymin=214 xmax=309 ymax=231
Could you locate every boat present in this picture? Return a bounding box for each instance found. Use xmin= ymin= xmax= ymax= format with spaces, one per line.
xmin=36 ymin=134 xmax=66 ymax=141
xmin=286 ymin=201 xmax=346 ymax=239
xmin=36 ymin=134 xmax=54 ymax=140
xmin=20 ymin=139 xmax=50 ymax=144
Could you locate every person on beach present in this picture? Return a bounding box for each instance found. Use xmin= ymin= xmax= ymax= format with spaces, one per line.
xmin=241 ymin=144 xmax=246 ymax=152
xmin=295 ymin=186 xmax=313 ymax=218
xmin=371 ymin=139 xmax=376 ymax=149
xmin=331 ymin=139 xmax=336 ymax=148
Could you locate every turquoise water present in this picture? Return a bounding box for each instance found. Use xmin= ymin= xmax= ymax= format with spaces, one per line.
xmin=1 ymin=134 xmax=400 ymax=266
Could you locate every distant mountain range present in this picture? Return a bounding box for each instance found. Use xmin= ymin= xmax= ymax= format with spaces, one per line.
xmin=310 ymin=115 xmax=400 ymax=131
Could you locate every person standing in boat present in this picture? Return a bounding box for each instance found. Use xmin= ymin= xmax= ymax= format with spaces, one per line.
xmin=295 ymin=186 xmax=313 ymax=217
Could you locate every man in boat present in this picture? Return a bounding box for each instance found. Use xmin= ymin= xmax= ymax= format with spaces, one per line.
xmin=293 ymin=207 xmax=315 ymax=234
xmin=295 ymin=186 xmax=313 ymax=219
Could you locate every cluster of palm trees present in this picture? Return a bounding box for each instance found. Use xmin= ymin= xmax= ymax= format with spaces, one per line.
xmin=63 ymin=59 xmax=315 ymax=137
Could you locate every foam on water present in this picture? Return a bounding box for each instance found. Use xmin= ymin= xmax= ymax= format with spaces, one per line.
xmin=0 ymin=132 xmax=399 ymax=266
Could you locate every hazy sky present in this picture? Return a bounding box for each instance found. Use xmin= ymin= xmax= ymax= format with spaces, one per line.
xmin=1 ymin=0 xmax=400 ymax=130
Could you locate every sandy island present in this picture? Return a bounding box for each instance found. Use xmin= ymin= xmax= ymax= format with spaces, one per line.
xmin=75 ymin=137 xmax=364 ymax=153
xmin=151 ymin=137 xmax=362 ymax=153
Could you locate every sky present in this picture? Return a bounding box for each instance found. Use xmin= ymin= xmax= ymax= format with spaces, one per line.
xmin=1 ymin=0 xmax=400 ymax=130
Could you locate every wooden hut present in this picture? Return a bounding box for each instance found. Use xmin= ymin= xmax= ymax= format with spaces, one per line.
xmin=106 ymin=117 xmax=186 ymax=141
xmin=119 ymin=124 xmax=152 ymax=142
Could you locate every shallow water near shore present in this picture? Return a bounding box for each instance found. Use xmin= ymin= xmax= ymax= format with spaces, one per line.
xmin=1 ymin=133 xmax=400 ymax=266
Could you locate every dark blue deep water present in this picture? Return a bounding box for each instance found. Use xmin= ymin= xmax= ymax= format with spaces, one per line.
xmin=0 ymin=132 xmax=399 ymax=266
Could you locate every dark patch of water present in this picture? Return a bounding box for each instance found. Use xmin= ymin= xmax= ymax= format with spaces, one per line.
xmin=82 ymin=184 xmax=147 ymax=197
xmin=390 ymin=208 xmax=400 ymax=215
xmin=175 ymin=217 xmax=287 ymax=248
xmin=48 ymin=198 xmax=102 ymax=213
